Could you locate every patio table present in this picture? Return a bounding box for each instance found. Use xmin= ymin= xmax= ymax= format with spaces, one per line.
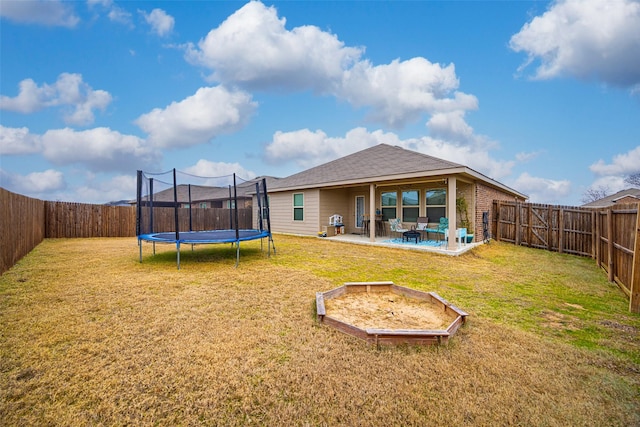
xmin=402 ymin=230 xmax=421 ymax=243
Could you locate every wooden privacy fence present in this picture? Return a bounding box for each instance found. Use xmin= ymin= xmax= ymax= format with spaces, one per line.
xmin=492 ymin=201 xmax=595 ymax=256
xmin=595 ymin=205 xmax=640 ymax=312
xmin=493 ymin=201 xmax=640 ymax=313
xmin=46 ymin=202 xmax=137 ymax=238
xmin=1 ymin=188 xmax=45 ymax=276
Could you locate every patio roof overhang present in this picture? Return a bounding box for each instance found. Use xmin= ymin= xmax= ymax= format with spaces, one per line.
xmin=268 ymin=166 xmax=527 ymax=201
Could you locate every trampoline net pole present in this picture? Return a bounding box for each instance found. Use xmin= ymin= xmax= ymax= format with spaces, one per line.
xmin=188 ymin=184 xmax=193 ymax=232
xmin=173 ymin=168 xmax=179 ymax=241
xmin=228 ymin=184 xmax=233 ymax=230
xmin=136 ymin=170 xmax=142 ymax=237
xmin=233 ymin=173 xmax=239 ymax=241
xmin=177 ymin=242 xmax=181 ymax=270
xmin=149 ymin=178 xmax=154 ymax=234
xmin=255 ymin=181 xmax=264 ymax=232
xmin=262 ymin=177 xmax=275 ymax=255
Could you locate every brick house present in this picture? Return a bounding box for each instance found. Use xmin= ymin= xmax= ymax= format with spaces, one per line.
xmin=264 ymin=144 xmax=527 ymax=249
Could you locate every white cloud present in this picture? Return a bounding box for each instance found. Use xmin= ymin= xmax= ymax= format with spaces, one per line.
xmin=40 ymin=127 xmax=160 ymax=172
xmin=265 ymin=127 xmax=399 ymax=169
xmin=0 ymin=168 xmax=66 ymax=195
xmin=515 ymin=151 xmax=542 ymax=163
xmin=340 ymin=59 xmax=478 ymax=128
xmin=426 ymin=110 xmax=481 ymax=144
xmin=185 ymin=1 xmax=476 ymax=129
xmin=107 ymin=6 xmax=132 ymax=26
xmin=511 ymin=172 xmax=571 ymax=204
xmin=87 ymin=0 xmax=132 ymax=26
xmin=0 ymin=0 xmax=79 ymax=27
xmin=86 ymin=0 xmax=111 ymax=6
xmin=185 ymin=1 xmax=362 ymax=92
xmin=141 ymin=8 xmax=174 ymax=37
xmin=587 ymin=175 xmax=627 ymax=195
xmin=0 ymin=125 xmax=42 ymax=155
xmin=589 ymin=145 xmax=640 ymax=176
xmin=73 ymin=174 xmax=138 ymax=204
xmin=4 ymin=171 xmax=139 ymax=203
xmin=402 ymin=138 xmax=515 ymax=181
xmin=264 ymin=127 xmax=517 ymax=180
xmin=510 ymin=0 xmax=640 ymax=90
xmin=183 ymin=159 xmax=257 ymax=186
xmin=135 ymin=86 xmax=257 ymax=149
xmin=0 ymin=73 xmax=112 ymax=126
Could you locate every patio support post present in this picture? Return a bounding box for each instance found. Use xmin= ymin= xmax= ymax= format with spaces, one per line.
xmin=448 ymin=177 xmax=457 ymax=250
xmin=369 ymin=184 xmax=376 ymax=242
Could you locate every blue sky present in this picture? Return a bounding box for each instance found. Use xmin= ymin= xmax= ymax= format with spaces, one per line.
xmin=1 ymin=0 xmax=639 ymax=205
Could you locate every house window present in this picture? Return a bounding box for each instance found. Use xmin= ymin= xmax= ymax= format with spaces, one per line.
xmin=381 ymin=191 xmax=397 ymax=221
xmin=227 ymin=200 xmax=236 ymax=209
xmin=199 ymin=202 xmax=207 ymax=208
xmin=293 ymin=193 xmax=304 ymax=221
xmin=426 ymin=189 xmax=446 ymax=222
xmin=402 ymin=190 xmax=419 ymax=223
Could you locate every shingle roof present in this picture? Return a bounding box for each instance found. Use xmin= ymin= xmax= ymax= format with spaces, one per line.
xmin=269 ymin=144 xmax=463 ymax=190
xmin=581 ymin=188 xmax=640 ymax=208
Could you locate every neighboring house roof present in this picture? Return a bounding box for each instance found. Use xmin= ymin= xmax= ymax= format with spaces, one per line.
xmin=581 ymin=188 xmax=640 ymax=208
xmin=269 ymin=143 xmax=526 ymax=199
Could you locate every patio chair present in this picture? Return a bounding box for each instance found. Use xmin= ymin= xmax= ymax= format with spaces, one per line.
xmin=388 ymin=218 xmax=409 ymax=238
xmin=444 ymin=227 xmax=467 ymax=249
xmin=329 ymin=214 xmax=343 ymax=226
xmin=424 ymin=217 xmax=448 ymax=242
xmin=360 ymin=213 xmax=370 ymax=236
xmin=413 ymin=216 xmax=429 ymax=232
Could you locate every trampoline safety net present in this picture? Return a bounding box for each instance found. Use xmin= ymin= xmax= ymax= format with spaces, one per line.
xmin=136 ymin=168 xmax=275 ymax=268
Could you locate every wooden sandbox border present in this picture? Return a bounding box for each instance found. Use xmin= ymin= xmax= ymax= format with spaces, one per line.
xmin=316 ymin=281 xmax=468 ymax=346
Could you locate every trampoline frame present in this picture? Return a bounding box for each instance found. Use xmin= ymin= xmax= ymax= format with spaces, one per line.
xmin=136 ymin=170 xmax=275 ymax=268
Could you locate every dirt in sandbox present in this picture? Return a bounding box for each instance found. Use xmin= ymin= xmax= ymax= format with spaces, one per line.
xmin=324 ymin=292 xmax=452 ymax=330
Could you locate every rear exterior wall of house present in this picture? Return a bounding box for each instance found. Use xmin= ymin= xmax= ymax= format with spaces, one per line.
xmin=267 ymin=189 xmax=321 ymax=236
xmin=475 ymin=182 xmax=524 ymax=240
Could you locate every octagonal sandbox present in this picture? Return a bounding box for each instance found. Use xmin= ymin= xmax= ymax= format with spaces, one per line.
xmin=316 ymin=281 xmax=468 ymax=346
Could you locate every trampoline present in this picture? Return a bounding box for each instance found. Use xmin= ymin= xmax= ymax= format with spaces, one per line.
xmin=140 ymin=229 xmax=270 ymax=244
xmin=136 ymin=169 xmax=275 ymax=268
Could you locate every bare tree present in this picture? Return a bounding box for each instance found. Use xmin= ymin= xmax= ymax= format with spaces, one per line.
xmin=624 ymin=173 xmax=640 ymax=187
xmin=581 ymin=186 xmax=610 ymax=204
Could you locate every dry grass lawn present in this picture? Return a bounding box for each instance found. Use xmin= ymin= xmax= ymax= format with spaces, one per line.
xmin=1 ymin=236 xmax=639 ymax=426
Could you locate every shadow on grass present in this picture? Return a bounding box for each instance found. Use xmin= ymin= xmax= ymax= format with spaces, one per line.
xmin=139 ymin=242 xmax=270 ymax=267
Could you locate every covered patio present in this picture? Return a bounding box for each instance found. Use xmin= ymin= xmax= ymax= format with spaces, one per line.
xmin=264 ymin=145 xmax=527 ymax=245
xmin=322 ymin=231 xmax=481 ymax=256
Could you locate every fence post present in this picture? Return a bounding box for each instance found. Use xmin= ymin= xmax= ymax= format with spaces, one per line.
xmin=630 ymin=202 xmax=640 ymax=313
xmin=527 ymin=204 xmax=533 ymax=248
xmin=495 ymin=200 xmax=501 ymax=242
xmin=592 ymin=210 xmax=597 ymax=260
xmin=547 ymin=205 xmax=553 ymax=251
xmin=607 ymin=207 xmax=614 ymax=282
xmin=558 ymin=208 xmax=564 ymax=254
xmin=515 ymin=202 xmax=521 ymax=246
